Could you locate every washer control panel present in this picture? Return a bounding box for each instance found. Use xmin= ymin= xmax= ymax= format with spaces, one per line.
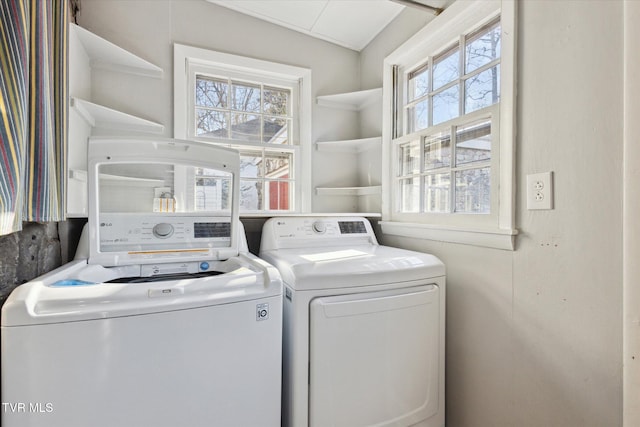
xmin=99 ymin=213 xmax=232 ymax=252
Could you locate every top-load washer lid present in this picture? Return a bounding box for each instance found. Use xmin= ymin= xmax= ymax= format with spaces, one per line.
xmin=0 ymin=253 xmax=282 ymax=326
xmin=86 ymin=137 xmax=241 ymax=267
xmin=259 ymin=216 xmax=445 ymax=290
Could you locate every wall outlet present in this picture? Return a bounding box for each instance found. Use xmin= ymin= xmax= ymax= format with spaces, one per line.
xmin=526 ymin=172 xmax=554 ymax=210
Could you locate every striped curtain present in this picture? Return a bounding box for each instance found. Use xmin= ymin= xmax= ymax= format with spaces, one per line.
xmin=0 ymin=0 xmax=68 ymax=236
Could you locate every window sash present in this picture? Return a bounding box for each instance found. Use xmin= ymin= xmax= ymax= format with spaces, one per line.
xmin=392 ymin=105 xmax=499 ymax=227
xmin=192 ymin=70 xmax=296 ymax=145
xmin=186 ymin=64 xmax=299 ymax=212
xmin=401 ymin=18 xmax=501 ymax=137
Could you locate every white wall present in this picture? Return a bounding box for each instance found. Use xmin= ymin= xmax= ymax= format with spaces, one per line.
xmin=79 ymin=0 xmax=362 ymax=213
xmin=363 ymin=1 xmax=624 ymax=426
xmin=624 ymin=1 xmax=640 ymax=425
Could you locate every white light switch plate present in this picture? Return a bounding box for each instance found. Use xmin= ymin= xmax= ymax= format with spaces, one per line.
xmin=526 ymin=172 xmax=554 ymax=210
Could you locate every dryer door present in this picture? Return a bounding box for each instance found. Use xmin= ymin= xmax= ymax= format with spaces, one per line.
xmin=309 ymin=284 xmax=440 ymax=427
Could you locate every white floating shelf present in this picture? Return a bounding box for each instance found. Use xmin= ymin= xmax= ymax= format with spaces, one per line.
xmin=316 ymin=88 xmax=382 ymax=111
xmin=316 ymin=136 xmax=381 ymax=153
xmin=71 ymin=23 xmax=163 ymax=78
xmin=71 ymin=97 xmax=164 ymax=134
xmin=315 ymin=186 xmax=382 ymax=196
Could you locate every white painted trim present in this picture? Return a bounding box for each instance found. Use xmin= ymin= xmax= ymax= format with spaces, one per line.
xmin=173 ymin=43 xmax=312 ymax=213
xmin=380 ymin=221 xmax=517 ymax=250
xmin=498 ymin=0 xmax=517 ymax=231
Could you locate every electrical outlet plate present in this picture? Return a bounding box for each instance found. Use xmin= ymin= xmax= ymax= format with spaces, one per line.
xmin=526 ymin=172 xmax=553 ymax=210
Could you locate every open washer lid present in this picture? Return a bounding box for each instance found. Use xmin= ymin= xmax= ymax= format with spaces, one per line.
xmin=259 ymin=217 xmax=445 ymax=290
xmin=87 ymin=137 xmax=241 ymax=267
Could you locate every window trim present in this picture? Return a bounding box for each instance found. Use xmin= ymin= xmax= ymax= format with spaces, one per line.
xmin=382 ymin=0 xmax=517 ymax=250
xmin=173 ymin=43 xmax=312 ymax=213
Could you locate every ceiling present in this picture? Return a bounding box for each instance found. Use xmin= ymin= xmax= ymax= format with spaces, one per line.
xmin=207 ymin=0 xmax=445 ymax=52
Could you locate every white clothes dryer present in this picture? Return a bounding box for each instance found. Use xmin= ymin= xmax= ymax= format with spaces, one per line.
xmin=1 ymin=137 xmax=283 ymax=427
xmin=259 ymin=216 xmax=445 ymax=427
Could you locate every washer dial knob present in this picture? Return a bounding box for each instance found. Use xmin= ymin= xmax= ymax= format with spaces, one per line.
xmin=312 ymin=221 xmax=326 ymax=234
xmin=152 ymin=223 xmax=174 ymax=239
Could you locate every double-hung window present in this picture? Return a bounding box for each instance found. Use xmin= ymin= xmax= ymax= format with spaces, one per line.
xmin=174 ymin=44 xmax=312 ymax=213
xmin=382 ymin=0 xmax=516 ymax=249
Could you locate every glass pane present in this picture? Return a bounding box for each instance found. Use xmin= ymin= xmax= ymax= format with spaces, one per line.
xmin=399 ymin=177 xmax=420 ymax=213
xmin=455 ymin=167 xmax=491 ymax=213
xmin=195 ymin=176 xmax=231 ymax=211
xmin=408 ymin=99 xmax=429 ymax=133
xmin=433 ymin=47 xmax=460 ymax=90
xmin=465 ymin=65 xmax=500 ymax=113
xmin=240 ymin=180 xmax=263 ymax=211
xmin=232 ymin=82 xmax=261 ymax=112
xmin=196 ymin=109 xmax=228 ymax=137
xmin=263 ymin=87 xmax=290 ymax=116
xmin=263 ymin=116 xmax=289 ymax=144
xmin=466 ymin=21 xmax=501 ymax=74
xmin=231 ymin=113 xmax=261 ymax=142
xmin=398 ymin=140 xmax=420 ymax=176
xmin=424 ymin=173 xmax=450 ymax=213
xmin=195 ymin=76 xmax=227 ymax=108
xmin=432 ymin=85 xmax=459 ymax=125
xmin=424 ymin=132 xmax=451 ymax=170
xmin=408 ymin=64 xmax=429 ymax=101
xmin=239 ymin=151 xmax=263 ymax=178
xmin=456 ymin=119 xmax=491 ymax=166
xmin=266 ymin=180 xmax=291 ymax=210
xmin=264 ymin=152 xmax=291 ymax=179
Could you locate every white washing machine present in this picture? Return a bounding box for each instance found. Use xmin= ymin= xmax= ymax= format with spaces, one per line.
xmin=259 ymin=216 xmax=445 ymax=427
xmin=1 ymin=137 xmax=282 ymax=427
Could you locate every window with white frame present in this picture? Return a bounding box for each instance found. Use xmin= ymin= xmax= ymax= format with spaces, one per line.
xmin=382 ymin=0 xmax=516 ymax=249
xmin=174 ymin=44 xmax=312 ymax=213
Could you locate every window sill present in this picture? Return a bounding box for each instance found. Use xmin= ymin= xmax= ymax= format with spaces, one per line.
xmin=379 ymin=221 xmax=517 ymax=251
xmin=241 ymin=212 xmax=382 ymax=219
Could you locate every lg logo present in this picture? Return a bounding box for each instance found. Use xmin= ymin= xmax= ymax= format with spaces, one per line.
xmin=256 ymin=303 xmax=269 ymax=321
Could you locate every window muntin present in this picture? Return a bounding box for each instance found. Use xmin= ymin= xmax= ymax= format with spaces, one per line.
xmin=395 ymin=17 xmax=501 ymax=218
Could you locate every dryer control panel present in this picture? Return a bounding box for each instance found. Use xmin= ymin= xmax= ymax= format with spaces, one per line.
xmin=260 ymin=217 xmax=378 ymax=250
